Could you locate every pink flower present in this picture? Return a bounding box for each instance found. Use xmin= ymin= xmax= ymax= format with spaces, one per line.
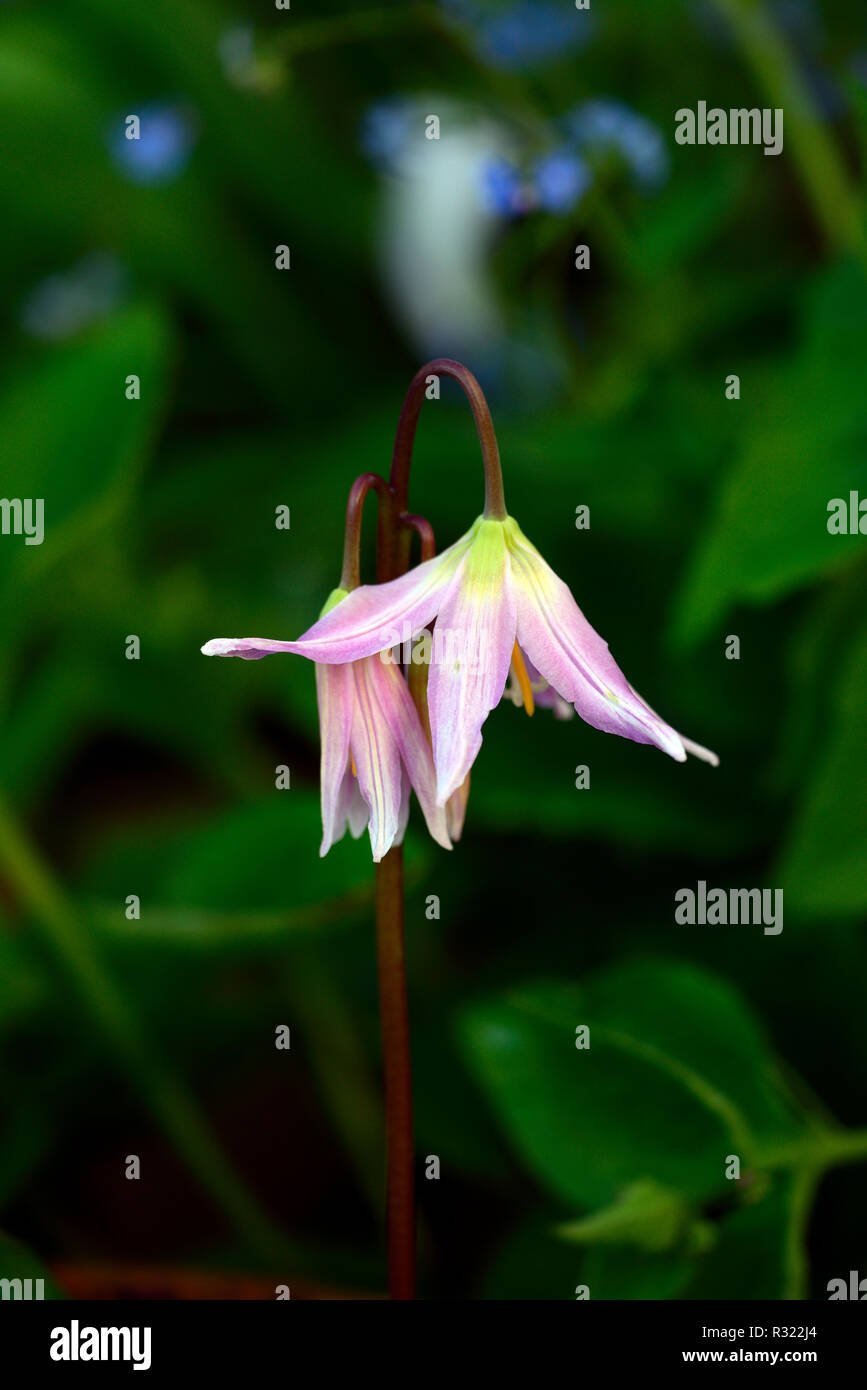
xmin=205 ymin=514 xmax=717 ymax=807
xmin=203 ymin=590 xmax=450 ymax=862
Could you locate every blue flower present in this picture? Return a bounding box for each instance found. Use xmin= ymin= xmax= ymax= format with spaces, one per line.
xmin=533 ymin=148 xmax=591 ymax=213
xmin=479 ymin=156 xmax=526 ymax=216
xmin=442 ymin=0 xmax=592 ymax=72
xmin=566 ymin=99 xmax=669 ymax=190
xmin=359 ymin=98 xmax=418 ymax=173
xmin=108 ymin=103 xmax=197 ymax=186
xmin=21 ymin=253 xmax=128 ymax=341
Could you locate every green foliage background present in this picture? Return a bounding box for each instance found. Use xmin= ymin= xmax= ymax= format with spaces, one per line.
xmin=1 ymin=0 xmax=866 ymax=1300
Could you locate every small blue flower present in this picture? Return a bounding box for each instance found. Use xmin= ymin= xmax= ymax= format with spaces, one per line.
xmin=442 ymin=0 xmax=592 ymax=72
xmin=566 ymin=99 xmax=669 ymax=190
xmin=359 ymin=98 xmax=418 ymax=173
xmin=108 ymin=103 xmax=196 ymax=186
xmin=533 ymin=148 xmax=591 ymax=213
xmin=21 ymin=253 xmax=128 ymax=341
xmin=479 ymin=156 xmax=527 ymax=216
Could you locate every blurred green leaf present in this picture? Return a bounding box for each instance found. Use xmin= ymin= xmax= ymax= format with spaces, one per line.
xmin=162 ymin=794 xmax=372 ymax=912
xmin=673 ymin=260 xmax=867 ymax=644
xmin=79 ymin=796 xmax=433 ymax=950
xmin=557 ymin=1178 xmax=711 ymax=1254
xmin=480 ymin=1214 xmax=586 ymax=1301
xmin=777 ymin=612 xmax=867 ymax=915
xmin=684 ymin=1173 xmax=799 ymax=1300
xmin=581 ymin=1244 xmax=696 ymax=1300
xmin=0 ymin=301 xmax=171 ymax=605
xmin=457 ymin=959 xmax=804 ymax=1210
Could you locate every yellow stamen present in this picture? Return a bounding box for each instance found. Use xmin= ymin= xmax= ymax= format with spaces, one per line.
xmin=351 ymin=754 xmax=358 ymax=777
xmin=510 ymin=642 xmax=535 ymax=717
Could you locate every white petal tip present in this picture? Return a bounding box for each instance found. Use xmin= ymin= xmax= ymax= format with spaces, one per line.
xmin=682 ymin=737 xmax=720 ymax=768
xmin=201 ymin=638 xmax=237 ymax=656
xmin=695 ymin=750 xmax=720 ymax=768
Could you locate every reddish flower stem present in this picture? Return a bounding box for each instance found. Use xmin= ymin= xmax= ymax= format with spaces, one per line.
xmin=401 ymin=512 xmax=436 ymax=563
xmin=346 ymin=361 xmax=503 ymax=1300
xmin=373 ymin=845 xmax=415 ymax=1300
xmin=389 ymin=358 xmax=507 ymax=522
xmin=340 ymin=465 xmax=418 ymax=1299
xmin=373 ymin=466 xmax=418 ymax=1300
xmin=340 ymin=472 xmax=390 ymax=591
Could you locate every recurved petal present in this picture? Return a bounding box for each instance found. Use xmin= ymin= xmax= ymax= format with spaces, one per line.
xmin=350 ymin=657 xmax=404 ymax=862
xmin=446 ymin=772 xmax=471 ymax=842
xmin=507 ymin=520 xmax=686 ymax=760
xmin=287 ymin=538 xmax=470 ymax=666
xmin=201 ymin=637 xmax=296 ymax=660
xmin=316 ymin=662 xmax=355 ymax=856
xmin=681 ymin=735 xmax=719 ymax=767
xmin=428 ymin=519 xmax=517 ymax=803
xmin=365 ymin=655 xmax=451 ymax=851
xmin=627 ymin=689 xmax=720 ymax=767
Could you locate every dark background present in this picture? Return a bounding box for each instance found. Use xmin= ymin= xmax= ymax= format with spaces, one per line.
xmin=1 ymin=0 xmax=866 ymax=1300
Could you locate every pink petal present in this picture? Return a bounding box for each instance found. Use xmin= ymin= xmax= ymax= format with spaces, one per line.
xmin=287 ymin=543 xmax=466 ymax=665
xmin=350 ymin=658 xmax=404 ymax=862
xmin=346 ymin=777 xmax=369 ymax=839
xmin=364 ymin=655 xmax=451 ymax=851
xmin=428 ymin=522 xmax=517 ymax=803
xmin=316 ymin=663 xmax=354 ymax=856
xmin=394 ymin=770 xmax=412 ymax=848
xmin=509 ymin=526 xmax=686 ymax=761
xmin=446 ymin=773 xmax=471 ymax=841
xmin=201 ymin=637 xmax=296 ymax=660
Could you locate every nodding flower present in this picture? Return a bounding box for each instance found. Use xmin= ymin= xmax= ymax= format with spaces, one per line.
xmin=274 ymin=513 xmax=718 ymax=805
xmin=202 ymin=586 xmax=450 ymax=863
xmin=203 ymin=359 xmax=716 ymax=857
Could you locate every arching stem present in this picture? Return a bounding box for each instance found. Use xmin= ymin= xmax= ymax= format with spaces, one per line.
xmin=389 ymin=358 xmax=507 ymax=523
xmin=340 ymin=472 xmax=389 ymax=591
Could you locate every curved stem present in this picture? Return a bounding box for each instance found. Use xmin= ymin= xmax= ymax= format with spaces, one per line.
xmin=758 ymin=1127 xmax=867 ymax=1173
xmin=401 ymin=512 xmax=437 ymax=563
xmin=389 ymin=359 xmax=507 ymax=521
xmin=340 ymin=472 xmax=389 ymax=591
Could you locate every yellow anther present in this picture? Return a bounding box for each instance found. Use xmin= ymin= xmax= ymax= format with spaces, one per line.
xmin=351 ymin=754 xmax=358 ymax=777
xmin=510 ymin=642 xmax=535 ymax=717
